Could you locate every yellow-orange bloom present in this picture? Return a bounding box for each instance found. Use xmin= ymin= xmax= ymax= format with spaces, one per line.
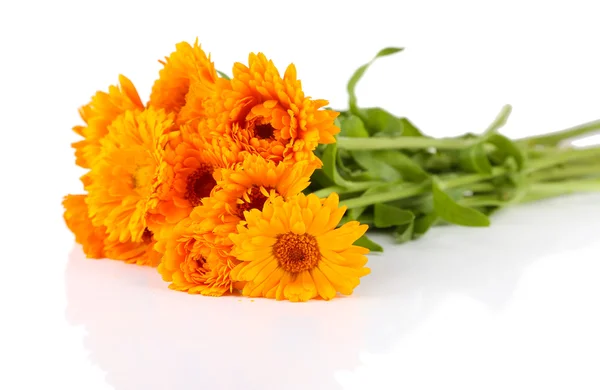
xmin=86 ymin=108 xmax=174 ymax=244
xmin=155 ymin=215 xmax=240 ymax=296
xmin=63 ymin=194 xmax=108 ymax=258
xmin=63 ymin=194 xmax=161 ymax=266
xmin=229 ymin=193 xmax=370 ymax=302
xmin=199 ymin=154 xmax=315 ymax=243
xmin=72 ymin=75 xmax=144 ymax=168
xmin=204 ymin=52 xmax=340 ymax=164
xmin=146 ymin=125 xmax=238 ymax=234
xmin=149 ymin=40 xmax=217 ymax=124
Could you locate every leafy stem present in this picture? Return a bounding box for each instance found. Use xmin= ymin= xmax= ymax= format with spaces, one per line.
xmin=517 ymin=119 xmax=600 ymax=147
xmin=336 ymin=135 xmax=477 ymax=151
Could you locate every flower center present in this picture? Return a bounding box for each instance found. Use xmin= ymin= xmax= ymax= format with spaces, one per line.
xmin=273 ymin=233 xmax=320 ymax=273
xmin=142 ymin=228 xmax=153 ymax=243
xmin=194 ymin=256 xmax=206 ymax=271
xmin=237 ymin=186 xmax=269 ymax=219
xmin=255 ymin=123 xmax=275 ymax=139
xmin=185 ymin=164 xmax=216 ymax=206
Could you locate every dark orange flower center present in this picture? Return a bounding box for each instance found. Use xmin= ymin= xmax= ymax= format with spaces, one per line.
xmin=255 ymin=123 xmax=275 ymax=139
xmin=142 ymin=228 xmax=153 ymax=243
xmin=186 ymin=164 xmax=216 ymax=207
xmin=237 ymin=186 xmax=270 ymax=219
xmin=194 ymin=256 xmax=206 ymax=270
xmin=273 ymin=233 xmax=320 ymax=273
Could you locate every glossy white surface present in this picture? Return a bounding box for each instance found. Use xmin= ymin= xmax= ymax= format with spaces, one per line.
xmin=2 ymin=1 xmax=600 ymax=389
xmin=2 ymin=194 xmax=598 ymax=390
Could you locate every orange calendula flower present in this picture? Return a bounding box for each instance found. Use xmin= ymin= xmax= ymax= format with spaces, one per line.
xmin=156 ymin=215 xmax=240 ymax=296
xmin=149 ymin=39 xmax=218 ymax=125
xmin=146 ymin=124 xmax=239 ymax=234
xmin=63 ymin=194 xmax=108 ymax=258
xmin=179 ymin=155 xmax=316 ymax=295
xmin=86 ymin=108 xmax=174 ymax=244
xmin=155 ymin=155 xmax=314 ymax=296
xmin=204 ymin=52 xmax=340 ymax=164
xmin=229 ymin=193 xmax=370 ymax=302
xmin=63 ymin=194 xmax=161 ymax=266
xmin=199 ymin=154 xmax=315 ymax=241
xmin=72 ymin=75 xmax=144 ymax=168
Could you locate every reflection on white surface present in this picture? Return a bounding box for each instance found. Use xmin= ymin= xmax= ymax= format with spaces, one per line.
xmin=65 ymin=195 xmax=600 ymax=390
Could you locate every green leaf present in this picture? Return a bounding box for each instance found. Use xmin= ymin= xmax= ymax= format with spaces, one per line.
xmin=347 ymin=47 xmax=404 ymax=117
xmin=362 ymin=108 xmax=404 ymax=135
xmin=459 ymin=143 xmax=493 ymax=174
xmin=339 ymin=115 xmax=369 ymax=138
xmin=354 ymin=235 xmax=383 ymax=252
xmin=413 ymin=212 xmax=438 ymax=238
xmin=486 ymin=133 xmax=525 ymax=171
xmin=320 ymin=143 xmax=382 ymax=192
xmin=320 ymin=144 xmax=342 ymax=184
xmin=216 ymin=70 xmax=231 ymax=80
xmin=372 ymin=150 xmax=429 ymax=182
xmin=400 ymin=117 xmax=425 ymax=137
xmin=394 ymin=222 xmax=415 ymax=243
xmin=374 ymin=204 xmax=415 ymax=228
xmin=321 ymin=143 xmax=356 ymax=187
xmin=360 ymin=109 xmax=426 ymax=138
xmin=432 ymin=178 xmax=490 ymax=227
xmin=420 ymin=152 xmax=455 ymax=172
xmin=352 ymin=151 xmax=403 ymax=182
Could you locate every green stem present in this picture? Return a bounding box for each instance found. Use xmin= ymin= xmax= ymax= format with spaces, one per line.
xmin=460 ymin=195 xmax=506 ymax=207
xmin=336 ymin=135 xmax=477 ymax=151
xmin=517 ymin=119 xmax=600 ymax=147
xmin=459 ymin=178 xmax=600 ymax=207
xmin=340 ymin=168 xmax=507 ymax=209
xmin=529 ymin=178 xmax=600 ymax=193
xmin=340 ymin=181 xmax=430 ymax=209
xmin=312 ymin=181 xmax=385 ymax=198
xmin=483 ymin=104 xmax=512 ymax=135
xmin=440 ymin=167 xmax=507 ymax=188
xmin=529 ymin=164 xmax=600 ymax=182
xmin=524 ymin=146 xmax=600 ymax=173
xmin=464 ymin=182 xmax=497 ymax=193
xmin=520 ymin=179 xmax=600 ymax=203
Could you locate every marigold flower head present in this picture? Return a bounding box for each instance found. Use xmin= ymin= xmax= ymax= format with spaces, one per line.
xmin=229 ymin=193 xmax=370 ymax=302
xmin=204 ymin=52 xmax=340 ymax=165
xmin=156 ymin=216 xmax=240 ymax=296
xmin=198 ymin=154 xmax=316 ymax=244
xmin=63 ymin=194 xmax=161 ymax=266
xmin=149 ymin=39 xmax=217 ymax=125
xmin=72 ymin=75 xmax=144 ymax=168
xmin=63 ymin=194 xmax=108 ymax=258
xmin=146 ymin=124 xmax=239 ymax=234
xmin=86 ymin=108 xmax=174 ymax=244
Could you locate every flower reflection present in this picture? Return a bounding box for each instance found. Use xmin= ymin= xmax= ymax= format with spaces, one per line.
xmin=65 ymin=249 xmax=370 ymax=390
xmin=65 ymin=194 xmax=600 ymax=389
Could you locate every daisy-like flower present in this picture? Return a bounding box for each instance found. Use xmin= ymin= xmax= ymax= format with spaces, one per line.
xmin=155 ymin=215 xmax=240 ymax=296
xmin=72 ymin=75 xmax=144 ymax=168
xmin=63 ymin=194 xmax=108 ymax=258
xmin=149 ymin=39 xmax=217 ymax=124
xmin=156 ymin=155 xmax=314 ymax=296
xmin=229 ymin=193 xmax=370 ymax=302
xmin=199 ymin=154 xmax=316 ymax=242
xmin=204 ymin=52 xmax=340 ymax=164
xmin=63 ymin=194 xmax=161 ymax=266
xmin=146 ymin=124 xmax=240 ymax=234
xmin=86 ymin=108 xmax=174 ymax=244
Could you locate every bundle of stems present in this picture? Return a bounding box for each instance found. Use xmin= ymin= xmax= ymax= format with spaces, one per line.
xmin=307 ymin=48 xmax=600 ymax=250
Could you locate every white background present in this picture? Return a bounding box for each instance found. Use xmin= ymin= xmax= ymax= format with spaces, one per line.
xmin=1 ymin=1 xmax=599 ymax=389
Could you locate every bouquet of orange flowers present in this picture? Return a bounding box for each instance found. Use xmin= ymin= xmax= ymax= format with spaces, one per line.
xmin=64 ymin=40 xmax=369 ymax=302
xmin=64 ymin=40 xmax=600 ymax=302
